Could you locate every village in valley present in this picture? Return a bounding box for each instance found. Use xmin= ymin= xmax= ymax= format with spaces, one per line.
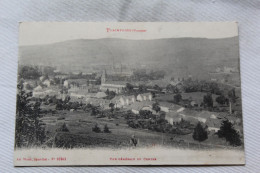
xmin=16 ymin=58 xmax=243 ymax=149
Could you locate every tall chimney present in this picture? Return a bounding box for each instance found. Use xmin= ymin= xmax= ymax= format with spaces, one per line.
xmin=229 ymin=101 xmax=232 ymax=114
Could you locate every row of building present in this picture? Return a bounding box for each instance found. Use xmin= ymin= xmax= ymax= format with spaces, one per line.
xmin=29 ymin=72 xmax=242 ymax=134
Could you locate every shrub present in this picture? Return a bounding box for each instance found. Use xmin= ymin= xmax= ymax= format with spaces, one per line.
xmin=216 ymin=95 xmax=227 ymax=105
xmin=173 ymin=93 xmax=182 ymax=103
xmin=103 ymin=124 xmax=110 ymax=133
xmin=92 ymin=124 xmax=101 ymax=133
xmin=56 ymin=123 xmax=69 ymax=132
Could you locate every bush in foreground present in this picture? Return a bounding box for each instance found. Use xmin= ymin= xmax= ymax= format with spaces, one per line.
xmin=103 ymin=124 xmax=111 ymax=133
xmin=56 ymin=123 xmax=69 ymax=132
xmin=92 ymin=124 xmax=101 ymax=133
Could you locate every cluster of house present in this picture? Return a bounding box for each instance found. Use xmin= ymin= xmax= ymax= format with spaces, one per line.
xmin=163 ymin=104 xmax=242 ymax=133
xmin=31 ymin=78 xmax=57 ymax=98
xmin=28 ymin=72 xmax=242 ymax=134
xmin=33 ymin=85 xmax=60 ymax=98
xmin=118 ymin=96 xmax=242 ymax=134
xmin=85 ymin=93 xmax=153 ymax=110
xmin=31 ymin=69 xmax=183 ymax=102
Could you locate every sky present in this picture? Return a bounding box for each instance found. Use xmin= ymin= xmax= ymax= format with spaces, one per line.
xmin=19 ymin=22 xmax=238 ymax=46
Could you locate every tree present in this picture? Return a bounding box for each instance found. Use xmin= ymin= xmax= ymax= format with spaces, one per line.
xmin=19 ymin=65 xmax=41 ymax=79
xmin=166 ymin=84 xmax=174 ymax=93
xmin=193 ymin=122 xmax=208 ymax=142
xmin=210 ymin=83 xmax=221 ymax=95
xmin=203 ymin=93 xmax=213 ymax=107
xmin=152 ymin=102 xmax=161 ymax=113
xmin=43 ymin=66 xmax=55 ymax=76
xmin=131 ymin=135 xmax=138 ymax=147
xmin=83 ymin=103 xmax=92 ymax=112
xmin=151 ymin=92 xmax=156 ymax=98
xmin=60 ymin=86 xmax=68 ymax=94
xmin=64 ymin=95 xmax=70 ymax=103
xmin=105 ymin=89 xmax=110 ymax=95
xmin=228 ymin=88 xmax=236 ymax=103
xmin=92 ymin=124 xmax=101 ymax=133
xmin=139 ymin=110 xmax=152 ymax=119
xmin=166 ymin=84 xmax=179 ymax=93
xmin=216 ymin=95 xmax=228 ymax=105
xmin=56 ymin=123 xmax=69 ymax=132
xmin=103 ymin=124 xmax=110 ymax=133
xmin=153 ymin=85 xmax=162 ymax=91
xmin=91 ymin=106 xmax=99 ymax=116
xmin=24 ymin=83 xmax=33 ymax=90
xmin=15 ymin=84 xmax=45 ymax=147
xmin=159 ymin=111 xmax=166 ymax=119
xmin=56 ymin=100 xmax=63 ymax=110
xmin=125 ymin=83 xmax=134 ymax=93
xmin=149 ymin=70 xmax=166 ymax=80
xmin=109 ymin=103 xmax=115 ymax=112
xmin=71 ymin=102 xmax=79 ymax=111
xmin=217 ymin=119 xmax=242 ymax=146
xmin=106 ymin=89 xmax=116 ymax=99
xmin=138 ymin=84 xmax=147 ymax=93
xmin=173 ymin=93 xmax=182 ymax=104
xmin=108 ymin=91 xmax=116 ymax=99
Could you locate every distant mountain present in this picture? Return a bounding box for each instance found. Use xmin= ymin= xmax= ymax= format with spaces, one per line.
xmin=19 ymin=37 xmax=240 ymax=78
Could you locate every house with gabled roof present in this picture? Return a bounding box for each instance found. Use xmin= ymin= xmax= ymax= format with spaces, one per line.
xmin=136 ymin=93 xmax=152 ymax=102
xmin=129 ymin=101 xmax=155 ymax=114
xmin=158 ymin=102 xmax=183 ymax=113
xmin=95 ymin=92 xmax=107 ymax=99
xmin=205 ymin=118 xmax=222 ymax=132
xmin=43 ymin=79 xmax=51 ymax=87
xmin=165 ymin=112 xmax=183 ymax=125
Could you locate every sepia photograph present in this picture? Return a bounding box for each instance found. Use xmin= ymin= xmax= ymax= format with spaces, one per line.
xmin=14 ymin=22 xmax=244 ymax=166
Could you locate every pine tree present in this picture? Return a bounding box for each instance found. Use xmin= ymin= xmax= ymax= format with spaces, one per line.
xmin=218 ymin=119 xmax=242 ymax=146
xmin=193 ymin=122 xmax=208 ymax=142
xmin=56 ymin=123 xmax=69 ymax=132
xmin=203 ymin=93 xmax=213 ymax=107
xmin=15 ymin=84 xmax=46 ymax=147
xmin=103 ymin=124 xmax=110 ymax=133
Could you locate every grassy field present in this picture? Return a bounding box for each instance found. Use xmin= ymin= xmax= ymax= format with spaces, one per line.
xmin=39 ymin=109 xmax=241 ymax=150
xmin=156 ymin=92 xmax=219 ymax=106
xmin=181 ymin=92 xmax=218 ymax=106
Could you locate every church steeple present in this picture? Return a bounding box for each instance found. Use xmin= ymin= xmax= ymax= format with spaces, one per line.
xmin=101 ymin=70 xmax=106 ymax=84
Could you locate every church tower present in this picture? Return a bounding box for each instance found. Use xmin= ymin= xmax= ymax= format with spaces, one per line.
xmin=101 ymin=70 xmax=106 ymax=84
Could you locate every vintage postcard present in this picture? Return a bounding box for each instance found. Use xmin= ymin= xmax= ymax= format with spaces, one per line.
xmin=14 ymin=22 xmax=245 ymax=166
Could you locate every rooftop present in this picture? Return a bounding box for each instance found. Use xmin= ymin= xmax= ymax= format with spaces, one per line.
xmin=102 ymin=81 xmax=127 ymax=86
xmin=129 ymin=100 xmax=155 ymax=111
